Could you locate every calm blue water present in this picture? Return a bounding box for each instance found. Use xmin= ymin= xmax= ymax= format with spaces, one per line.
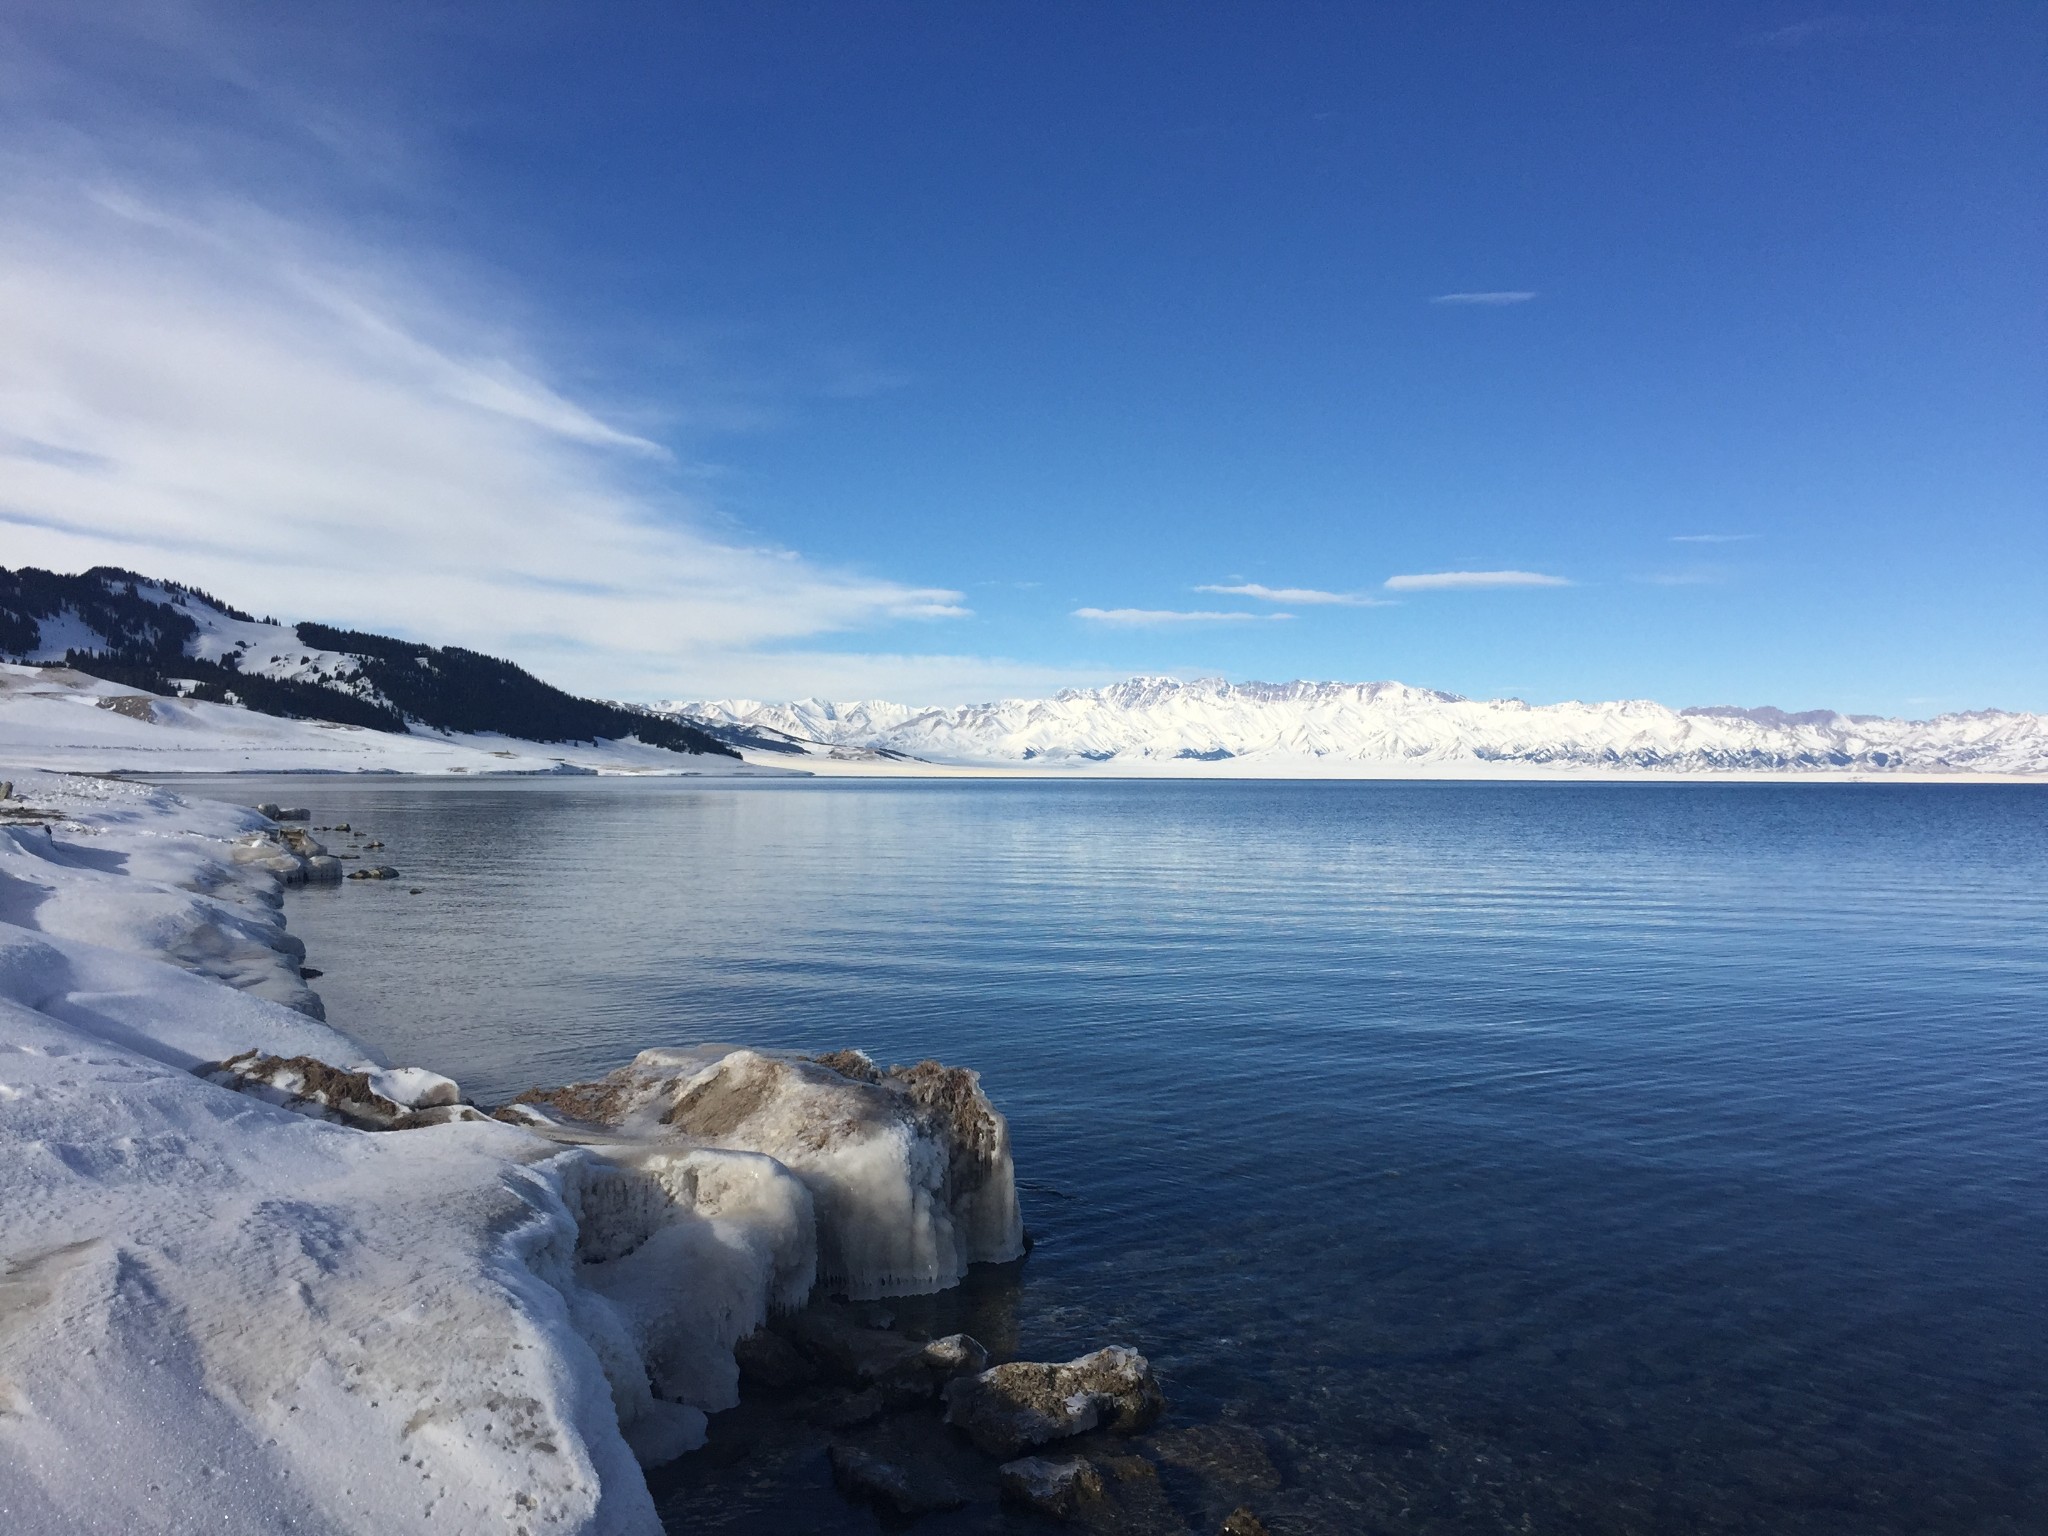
xmin=188 ymin=778 xmax=2048 ymax=1533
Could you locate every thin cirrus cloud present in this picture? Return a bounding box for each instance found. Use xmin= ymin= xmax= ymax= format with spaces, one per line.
xmin=1383 ymin=570 xmax=1572 ymax=591
xmin=1429 ymin=291 xmax=1537 ymax=306
xmin=1073 ymin=607 xmax=1294 ymax=626
xmin=1194 ymin=582 xmax=1391 ymax=607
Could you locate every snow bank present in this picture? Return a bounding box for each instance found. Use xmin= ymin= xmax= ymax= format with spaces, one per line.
xmin=0 ymin=772 xmax=1025 ymax=1534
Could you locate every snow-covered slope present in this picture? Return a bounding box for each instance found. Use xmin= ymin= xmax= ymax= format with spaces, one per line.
xmin=0 ymin=566 xmax=739 ymax=764
xmin=0 ymin=663 xmax=789 ymax=776
xmin=670 ymin=676 xmax=2048 ymax=777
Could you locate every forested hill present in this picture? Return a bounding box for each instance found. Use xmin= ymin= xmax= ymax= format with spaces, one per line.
xmin=0 ymin=565 xmax=736 ymax=758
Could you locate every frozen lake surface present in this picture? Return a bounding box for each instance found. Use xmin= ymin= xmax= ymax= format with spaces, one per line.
xmin=185 ymin=776 xmax=2048 ymax=1534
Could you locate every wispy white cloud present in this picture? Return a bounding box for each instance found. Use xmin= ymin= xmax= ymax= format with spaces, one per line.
xmin=0 ymin=8 xmax=981 ymax=702
xmin=1670 ymin=533 xmax=1757 ymax=544
xmin=1429 ymin=291 xmax=1537 ymax=306
xmin=0 ymin=186 xmax=975 ymax=698
xmin=1383 ymin=570 xmax=1571 ymax=591
xmin=1195 ymin=582 xmax=1391 ymax=607
xmin=1746 ymin=16 xmax=1892 ymax=48
xmin=1073 ymin=608 xmax=1293 ymax=625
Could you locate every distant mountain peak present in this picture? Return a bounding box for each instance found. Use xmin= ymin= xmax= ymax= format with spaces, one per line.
xmin=668 ymin=675 xmax=2047 ymax=776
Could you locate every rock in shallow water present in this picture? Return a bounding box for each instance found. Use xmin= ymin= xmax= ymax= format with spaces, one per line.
xmin=733 ymin=1327 xmax=817 ymax=1390
xmin=1146 ymin=1422 xmax=1281 ymax=1493
xmin=827 ymin=1443 xmax=967 ymax=1517
xmin=1219 ymin=1506 xmax=1273 ymax=1536
xmin=997 ymin=1455 xmax=1105 ymax=1519
xmin=943 ymin=1346 xmax=1165 ymax=1458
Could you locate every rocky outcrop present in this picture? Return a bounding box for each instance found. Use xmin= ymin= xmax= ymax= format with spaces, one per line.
xmin=94 ymin=693 xmax=159 ymax=722
xmin=943 ymin=1346 xmax=1165 ymax=1458
xmin=200 ymin=1049 xmax=483 ymax=1131
xmin=230 ymin=827 xmax=341 ymax=885
xmin=1219 ymin=1507 xmax=1273 ymax=1536
xmin=997 ymin=1455 xmax=1105 ymax=1519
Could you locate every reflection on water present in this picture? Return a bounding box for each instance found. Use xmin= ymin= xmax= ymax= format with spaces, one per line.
xmin=182 ymin=777 xmax=2048 ymax=1533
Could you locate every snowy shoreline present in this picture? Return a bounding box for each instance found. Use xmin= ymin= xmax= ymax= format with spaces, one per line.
xmin=0 ymin=771 xmax=1022 ymax=1534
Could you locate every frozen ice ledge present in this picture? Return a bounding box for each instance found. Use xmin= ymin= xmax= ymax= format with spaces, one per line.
xmin=0 ymin=772 xmax=1022 ymax=1534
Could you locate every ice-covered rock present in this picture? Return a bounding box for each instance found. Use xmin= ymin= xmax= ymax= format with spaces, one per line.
xmin=202 ymin=1048 xmax=486 ymax=1130
xmin=555 ymin=1145 xmax=816 ymax=1425
xmin=944 ymin=1346 xmax=1166 ymax=1458
xmin=511 ymin=1045 xmax=1025 ymax=1298
xmin=368 ymin=1063 xmax=462 ymax=1108
xmin=997 ymin=1455 xmax=1106 ymax=1519
xmin=230 ymin=825 xmax=343 ymax=886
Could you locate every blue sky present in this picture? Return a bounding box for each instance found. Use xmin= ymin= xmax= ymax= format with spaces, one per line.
xmin=0 ymin=3 xmax=2041 ymax=712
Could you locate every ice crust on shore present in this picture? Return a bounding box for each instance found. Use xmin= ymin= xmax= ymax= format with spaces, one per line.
xmin=0 ymin=771 xmax=1024 ymax=1534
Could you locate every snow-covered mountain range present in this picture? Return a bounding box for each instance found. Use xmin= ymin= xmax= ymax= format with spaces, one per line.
xmin=667 ymin=676 xmax=2048 ymax=776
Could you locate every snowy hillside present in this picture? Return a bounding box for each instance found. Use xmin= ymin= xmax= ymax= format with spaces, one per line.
xmin=668 ymin=676 xmax=2048 ymax=776
xmin=0 ymin=663 xmax=793 ymax=776
xmin=0 ymin=565 xmax=745 ymax=772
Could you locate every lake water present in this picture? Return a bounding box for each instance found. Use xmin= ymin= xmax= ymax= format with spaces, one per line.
xmin=185 ymin=777 xmax=2048 ymax=1533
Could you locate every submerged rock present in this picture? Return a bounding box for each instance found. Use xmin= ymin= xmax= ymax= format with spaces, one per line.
xmin=943 ymin=1346 xmax=1165 ymax=1458
xmin=827 ymin=1443 xmax=967 ymax=1518
xmin=345 ymin=864 xmax=400 ymax=880
xmin=783 ymin=1304 xmax=989 ymax=1403
xmin=1090 ymin=1455 xmax=1187 ymax=1536
xmin=998 ymin=1455 xmax=1105 ymax=1519
xmin=1219 ymin=1508 xmax=1273 ymax=1536
xmin=733 ymin=1327 xmax=817 ymax=1390
xmin=804 ymin=1387 xmax=888 ymax=1430
xmin=1146 ymin=1423 xmax=1281 ymax=1493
